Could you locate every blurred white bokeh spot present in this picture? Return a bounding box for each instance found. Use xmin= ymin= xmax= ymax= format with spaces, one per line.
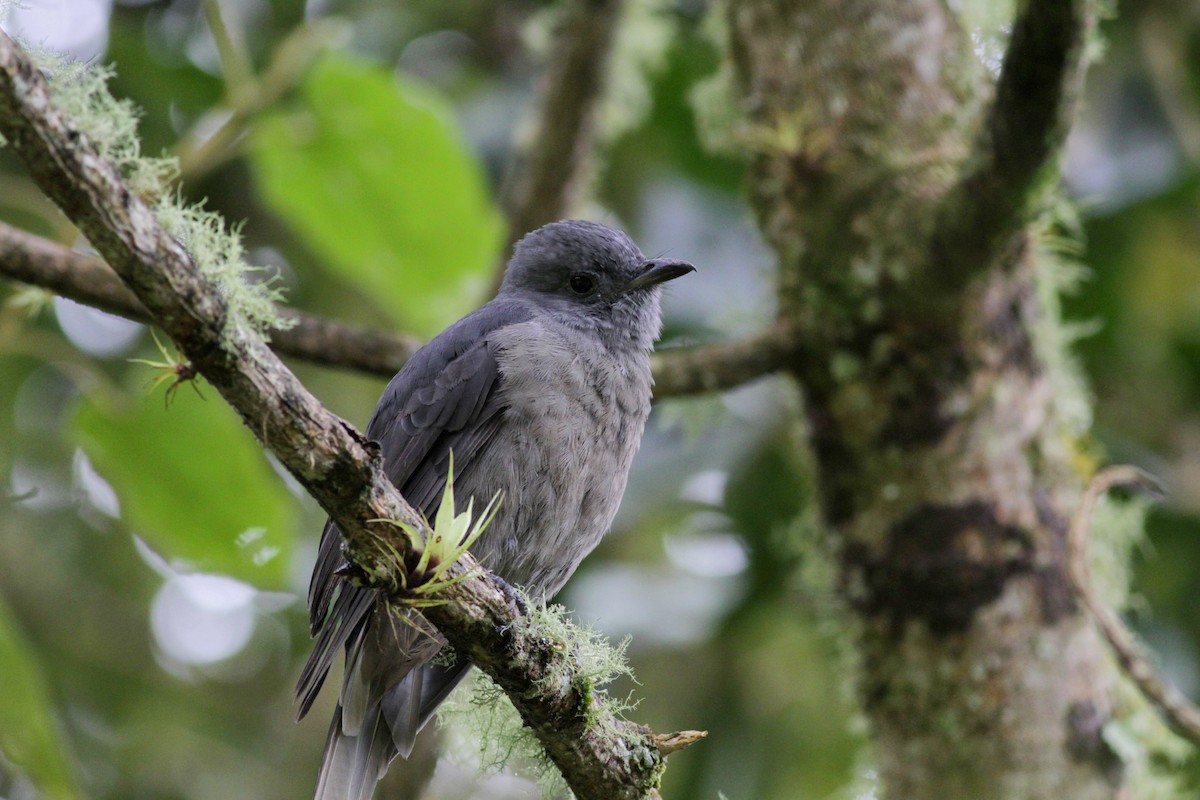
xmin=73 ymin=448 xmax=121 ymax=519
xmin=570 ymin=563 xmax=741 ymax=647
xmin=2 ymin=0 xmax=113 ymax=60
xmin=151 ymin=573 xmax=257 ymax=665
xmin=664 ymin=520 xmax=748 ymax=578
xmin=679 ymin=468 xmax=729 ymax=506
xmin=54 ymin=296 xmax=143 ymax=358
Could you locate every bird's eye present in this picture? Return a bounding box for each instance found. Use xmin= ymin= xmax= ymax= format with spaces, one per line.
xmin=569 ymin=273 xmax=596 ymax=295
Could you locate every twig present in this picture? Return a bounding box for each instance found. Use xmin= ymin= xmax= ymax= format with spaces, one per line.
xmin=203 ymin=0 xmax=255 ymax=104
xmin=0 ymin=29 xmax=689 ymax=798
xmin=932 ymin=0 xmax=1097 ymax=283
xmin=650 ymin=729 xmax=707 ymax=756
xmin=493 ymin=0 xmax=625 ymax=292
xmin=173 ymin=19 xmax=346 ymax=182
xmin=650 ymin=323 xmax=799 ymax=399
xmin=1067 ymin=465 xmax=1200 ymax=746
xmin=0 ymin=219 xmax=790 ymax=395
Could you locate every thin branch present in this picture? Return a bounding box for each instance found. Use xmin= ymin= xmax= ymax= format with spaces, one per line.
xmin=1067 ymin=465 xmax=1200 ymax=746
xmin=0 ymin=220 xmax=790 ymax=395
xmin=203 ymin=0 xmax=255 ymax=104
xmin=0 ymin=222 xmax=141 ymax=319
xmin=0 ymin=30 xmax=678 ymax=799
xmin=1139 ymin=11 xmax=1200 ymax=164
xmin=650 ymin=323 xmax=798 ymax=399
xmin=0 ymin=221 xmax=422 ymax=377
xmin=932 ymin=0 xmax=1097 ymax=283
xmin=173 ymin=19 xmax=345 ymax=182
xmin=493 ymin=0 xmax=624 ymax=292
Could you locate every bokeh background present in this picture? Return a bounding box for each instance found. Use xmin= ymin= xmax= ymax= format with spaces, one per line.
xmin=0 ymin=1 xmax=1197 ymax=798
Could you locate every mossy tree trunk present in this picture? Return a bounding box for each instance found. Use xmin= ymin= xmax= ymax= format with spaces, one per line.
xmin=728 ymin=2 xmax=1124 ymax=797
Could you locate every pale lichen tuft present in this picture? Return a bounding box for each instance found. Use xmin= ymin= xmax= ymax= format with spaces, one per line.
xmin=441 ymin=671 xmax=570 ymax=798
xmin=154 ymin=197 xmax=291 ymax=341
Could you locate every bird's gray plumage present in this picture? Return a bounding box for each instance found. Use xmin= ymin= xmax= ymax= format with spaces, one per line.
xmin=297 ymin=220 xmax=694 ymax=800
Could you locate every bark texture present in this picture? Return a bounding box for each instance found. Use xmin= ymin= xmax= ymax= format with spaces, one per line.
xmin=728 ymin=1 xmax=1120 ymax=798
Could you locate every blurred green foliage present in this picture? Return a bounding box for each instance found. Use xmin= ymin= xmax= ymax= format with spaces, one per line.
xmin=0 ymin=595 xmax=79 ymax=800
xmin=74 ymin=376 xmax=295 ymax=589
xmin=250 ymin=52 xmax=504 ymax=338
xmin=0 ymin=1 xmax=1197 ymax=799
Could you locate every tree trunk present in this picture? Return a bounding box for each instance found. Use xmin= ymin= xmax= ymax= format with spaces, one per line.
xmin=728 ymin=2 xmax=1125 ymax=797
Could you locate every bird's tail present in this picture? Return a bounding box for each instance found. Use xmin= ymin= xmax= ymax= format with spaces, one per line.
xmin=315 ymin=704 xmax=394 ymax=800
xmin=313 ymin=662 xmax=475 ymax=800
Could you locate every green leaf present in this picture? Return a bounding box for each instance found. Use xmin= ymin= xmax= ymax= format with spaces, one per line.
xmin=248 ymin=52 xmax=503 ymax=337
xmin=0 ymin=596 xmax=79 ymax=800
xmin=72 ymin=377 xmax=295 ymax=588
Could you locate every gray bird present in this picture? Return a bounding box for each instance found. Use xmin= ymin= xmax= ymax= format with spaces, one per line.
xmin=296 ymin=219 xmax=694 ymax=800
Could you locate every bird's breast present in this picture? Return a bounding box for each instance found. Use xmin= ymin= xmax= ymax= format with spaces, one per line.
xmin=465 ymin=320 xmax=653 ymax=596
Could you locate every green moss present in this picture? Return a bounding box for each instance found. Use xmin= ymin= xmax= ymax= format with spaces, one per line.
xmin=1031 ymin=209 xmax=1099 ymax=442
xmin=1103 ymin=682 xmax=1192 ymax=800
xmin=1088 ymin=493 xmax=1192 ymax=799
xmin=518 ymin=596 xmax=638 ymax=734
xmin=154 ymin=199 xmax=290 ymax=342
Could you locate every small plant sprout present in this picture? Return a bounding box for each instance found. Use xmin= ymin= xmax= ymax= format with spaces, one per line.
xmin=378 ymin=453 xmax=502 ymax=606
xmin=129 ymin=329 xmax=203 ymax=407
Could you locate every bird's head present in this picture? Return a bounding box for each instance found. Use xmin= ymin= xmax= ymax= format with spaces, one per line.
xmin=500 ymin=220 xmax=694 ymax=351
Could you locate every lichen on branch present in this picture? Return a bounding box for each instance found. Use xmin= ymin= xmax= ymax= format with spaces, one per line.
xmin=440 ymin=594 xmax=643 ymax=799
xmin=0 ymin=46 xmax=290 ymax=340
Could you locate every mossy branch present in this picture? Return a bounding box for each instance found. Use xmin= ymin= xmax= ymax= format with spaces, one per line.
xmin=932 ymin=0 xmax=1098 ymax=284
xmin=0 ymin=30 xmax=689 ymax=799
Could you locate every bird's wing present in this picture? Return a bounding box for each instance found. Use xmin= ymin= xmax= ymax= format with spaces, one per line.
xmin=298 ymin=300 xmax=533 ymax=797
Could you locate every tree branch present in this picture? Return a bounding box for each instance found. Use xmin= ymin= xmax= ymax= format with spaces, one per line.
xmin=0 ymin=30 xmax=680 ymax=800
xmin=0 ymin=220 xmax=422 ymax=376
xmin=0 ymin=219 xmax=790 ymax=396
xmin=650 ymin=323 xmax=798 ymax=399
xmin=493 ymin=0 xmax=624 ymax=291
xmin=932 ymin=0 xmax=1097 ymax=283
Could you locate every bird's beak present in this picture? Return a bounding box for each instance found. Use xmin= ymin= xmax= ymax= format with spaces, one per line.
xmin=622 ymin=258 xmax=696 ymax=295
